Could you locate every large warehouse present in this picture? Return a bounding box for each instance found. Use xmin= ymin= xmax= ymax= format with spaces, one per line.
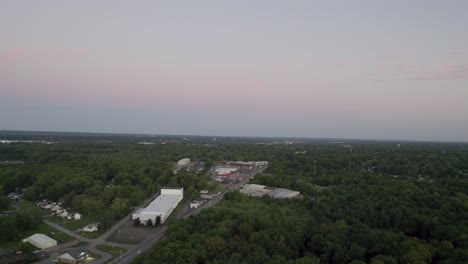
xmin=23 ymin=233 xmax=57 ymax=249
xmin=132 ymin=188 xmax=183 ymax=224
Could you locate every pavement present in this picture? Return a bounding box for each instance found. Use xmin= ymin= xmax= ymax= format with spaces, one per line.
xmin=34 ymin=165 xmax=269 ymax=264
xmin=38 ymin=193 xmax=161 ymax=264
xmin=112 ymin=226 xmax=167 ymax=264
xmin=181 ymin=192 xmax=226 ymax=219
xmin=111 ymin=190 xmax=226 ymax=264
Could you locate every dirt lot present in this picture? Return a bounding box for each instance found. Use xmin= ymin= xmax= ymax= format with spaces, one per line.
xmin=106 ymin=219 xmax=164 ymax=245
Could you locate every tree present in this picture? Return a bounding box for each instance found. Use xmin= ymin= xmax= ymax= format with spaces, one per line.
xmin=205 ymin=236 xmax=226 ymax=255
xmin=0 ymin=195 xmax=9 ymax=209
xmin=156 ymin=215 xmax=161 ymax=225
xmin=134 ymin=217 xmax=141 ymax=226
xmin=23 ymin=186 xmax=38 ymax=201
xmin=16 ymin=201 xmax=42 ymax=230
xmin=82 ymin=196 xmax=104 ymax=216
xmin=100 ymin=210 xmax=115 ymax=231
xmin=0 ymin=216 xmax=18 ymax=242
xmin=111 ymin=197 xmax=129 ymax=218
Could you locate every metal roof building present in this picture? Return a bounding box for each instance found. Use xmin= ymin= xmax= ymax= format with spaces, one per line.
xmin=23 ymin=234 xmax=57 ymax=249
xmin=132 ymin=188 xmax=183 ymax=224
xmin=177 ymin=158 xmax=191 ymax=166
xmin=240 ymin=184 xmax=300 ymax=199
xmin=267 ymin=188 xmax=300 ymax=199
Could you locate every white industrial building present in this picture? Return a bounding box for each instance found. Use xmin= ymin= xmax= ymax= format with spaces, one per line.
xmin=240 ymin=184 xmax=300 ymax=199
xmin=23 ymin=234 xmax=57 ymax=249
xmin=133 ymin=188 xmax=183 ymax=224
xmin=177 ymin=158 xmax=191 ymax=166
xmin=214 ymin=166 xmax=238 ymax=175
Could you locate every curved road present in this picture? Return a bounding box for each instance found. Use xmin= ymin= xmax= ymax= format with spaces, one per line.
xmin=43 ymin=219 xmax=134 ymax=263
xmin=41 ymin=188 xmax=229 ymax=264
xmin=41 ymin=192 xmax=161 ymax=264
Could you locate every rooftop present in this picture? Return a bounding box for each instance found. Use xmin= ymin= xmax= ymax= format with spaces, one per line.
xmin=141 ymin=194 xmax=182 ymax=214
xmin=268 ymin=188 xmax=300 ymax=198
xmin=28 ymin=234 xmax=56 ymax=244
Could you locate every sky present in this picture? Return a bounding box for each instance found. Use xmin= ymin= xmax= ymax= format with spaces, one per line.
xmin=1 ymin=0 xmax=468 ymax=141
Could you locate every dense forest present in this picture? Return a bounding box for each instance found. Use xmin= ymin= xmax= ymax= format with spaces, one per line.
xmin=0 ymin=133 xmax=467 ymax=263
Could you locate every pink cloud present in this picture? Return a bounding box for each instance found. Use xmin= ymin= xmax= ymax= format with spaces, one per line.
xmin=69 ymin=48 xmax=89 ymax=58
xmin=370 ymin=62 xmax=468 ymax=82
xmin=449 ymin=49 xmax=468 ymax=56
xmin=0 ymin=49 xmax=31 ymax=63
xmin=0 ymin=48 xmax=89 ymax=63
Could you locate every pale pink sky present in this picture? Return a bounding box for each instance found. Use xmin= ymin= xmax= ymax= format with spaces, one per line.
xmin=1 ymin=0 xmax=468 ymax=141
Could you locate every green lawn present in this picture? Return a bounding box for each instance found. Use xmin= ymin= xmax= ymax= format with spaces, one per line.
xmin=0 ymin=222 xmax=74 ymax=252
xmin=47 ymin=215 xmax=104 ymax=239
xmin=213 ymin=185 xmax=228 ymax=193
xmin=0 ymin=241 xmax=20 ymax=253
xmin=19 ymin=222 xmax=74 ymax=243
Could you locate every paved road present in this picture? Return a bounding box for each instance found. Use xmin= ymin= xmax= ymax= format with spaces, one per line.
xmin=111 ymin=190 xmax=227 ymax=264
xmin=182 ymin=192 xmax=225 ymax=219
xmin=112 ymin=226 xmax=167 ymax=264
xmin=42 ymin=219 xmax=134 ymax=263
xmin=97 ymin=192 xmax=160 ymax=242
xmin=40 ymin=193 xmax=161 ymax=264
xmin=43 ymin=219 xmax=90 ymax=242
xmin=32 ymin=165 xmax=268 ymax=263
xmin=109 ymin=191 xmax=227 ymax=264
xmin=37 ymin=165 xmax=257 ymax=264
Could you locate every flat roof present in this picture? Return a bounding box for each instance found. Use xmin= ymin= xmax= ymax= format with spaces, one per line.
xmin=29 ymin=233 xmax=56 ymax=244
xmin=140 ymin=194 xmax=181 ymax=215
xmin=268 ymin=188 xmax=299 ymax=198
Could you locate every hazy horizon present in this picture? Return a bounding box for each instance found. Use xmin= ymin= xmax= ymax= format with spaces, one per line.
xmin=2 ymin=1 xmax=468 ymax=142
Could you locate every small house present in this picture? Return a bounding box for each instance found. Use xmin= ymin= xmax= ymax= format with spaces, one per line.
xmin=57 ymin=248 xmax=89 ymax=264
xmin=190 ymin=200 xmax=204 ymax=209
xmin=82 ymin=222 xmax=99 ymax=232
xmin=60 ymin=211 xmax=68 ymax=218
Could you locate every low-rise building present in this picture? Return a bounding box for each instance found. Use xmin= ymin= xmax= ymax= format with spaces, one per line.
xmin=177 ymin=158 xmax=191 ymax=166
xmin=82 ymin=222 xmax=99 ymax=232
xmin=200 ymin=193 xmax=214 ymax=200
xmin=73 ymin=213 xmax=82 ymax=220
xmin=240 ymin=184 xmax=300 ymax=199
xmin=59 ymin=211 xmax=68 ymax=218
xmin=132 ymin=188 xmax=183 ymax=225
xmin=190 ymin=200 xmax=204 ymax=209
xmin=23 ymin=234 xmax=57 ymax=249
xmin=267 ymin=188 xmax=300 ymax=199
xmin=56 ymin=248 xmax=88 ymax=264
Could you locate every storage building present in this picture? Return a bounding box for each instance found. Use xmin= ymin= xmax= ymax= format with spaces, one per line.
xmin=132 ymin=188 xmax=183 ymax=224
xmin=57 ymin=248 xmax=88 ymax=264
xmin=23 ymin=234 xmax=57 ymax=249
xmin=178 ymin=158 xmax=191 ymax=166
xmin=267 ymin=188 xmax=300 ymax=199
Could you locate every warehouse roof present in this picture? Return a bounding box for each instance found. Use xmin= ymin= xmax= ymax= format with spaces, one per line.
xmin=27 ymin=234 xmax=56 ymax=245
xmin=267 ymin=188 xmax=300 ymax=198
xmin=140 ymin=194 xmax=182 ymax=214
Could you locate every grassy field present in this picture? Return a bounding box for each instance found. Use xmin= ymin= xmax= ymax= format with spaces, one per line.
xmin=0 ymin=241 xmax=19 ymax=254
xmin=46 ymin=215 xmax=104 ymax=239
xmin=24 ymin=222 xmax=74 ymax=242
xmin=0 ymin=222 xmax=74 ymax=252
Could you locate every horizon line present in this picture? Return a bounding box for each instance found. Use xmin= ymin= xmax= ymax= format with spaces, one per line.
xmin=0 ymin=129 xmax=467 ymax=144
